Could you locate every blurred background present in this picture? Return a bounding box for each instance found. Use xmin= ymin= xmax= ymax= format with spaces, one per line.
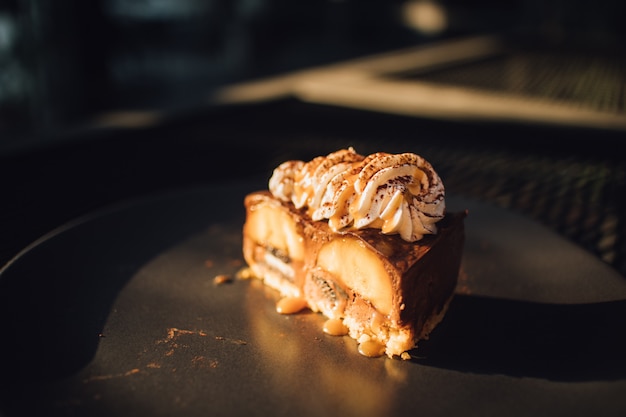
xmin=1 ymin=0 xmax=625 ymax=147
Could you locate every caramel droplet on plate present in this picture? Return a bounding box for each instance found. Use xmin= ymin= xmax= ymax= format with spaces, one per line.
xmin=276 ymin=297 xmax=308 ymax=314
xmin=358 ymin=339 xmax=386 ymax=358
xmin=323 ymin=318 xmax=349 ymax=336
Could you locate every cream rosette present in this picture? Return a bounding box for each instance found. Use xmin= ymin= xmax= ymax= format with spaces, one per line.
xmin=268 ymin=148 xmax=445 ymax=242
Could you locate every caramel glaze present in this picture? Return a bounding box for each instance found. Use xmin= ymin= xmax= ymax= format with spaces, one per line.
xmin=243 ymin=191 xmax=466 ymax=355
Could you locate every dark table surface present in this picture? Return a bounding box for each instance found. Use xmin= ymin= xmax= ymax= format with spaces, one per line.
xmin=1 ymin=98 xmax=625 ymax=278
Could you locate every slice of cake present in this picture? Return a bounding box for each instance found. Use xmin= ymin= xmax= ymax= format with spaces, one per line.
xmin=242 ymin=148 xmax=466 ymax=359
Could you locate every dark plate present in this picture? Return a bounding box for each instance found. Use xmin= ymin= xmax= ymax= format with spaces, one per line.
xmin=1 ymin=180 xmax=625 ymax=417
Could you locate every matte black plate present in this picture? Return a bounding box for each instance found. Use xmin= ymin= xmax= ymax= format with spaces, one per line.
xmin=1 ymin=179 xmax=625 ymax=417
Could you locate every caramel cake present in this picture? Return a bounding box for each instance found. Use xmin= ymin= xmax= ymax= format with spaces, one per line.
xmin=242 ymin=148 xmax=466 ymax=359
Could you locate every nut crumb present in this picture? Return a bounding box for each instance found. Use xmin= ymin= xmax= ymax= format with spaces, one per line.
xmin=213 ymin=274 xmax=233 ymax=285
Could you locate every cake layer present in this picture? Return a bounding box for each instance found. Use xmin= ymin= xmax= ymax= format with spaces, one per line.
xmin=242 ymin=191 xmax=466 ymax=358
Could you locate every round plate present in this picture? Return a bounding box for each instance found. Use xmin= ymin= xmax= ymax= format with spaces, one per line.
xmin=1 ymin=180 xmax=625 ymax=417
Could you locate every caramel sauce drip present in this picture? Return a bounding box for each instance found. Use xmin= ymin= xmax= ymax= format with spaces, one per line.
xmin=358 ymin=339 xmax=386 ymax=358
xmin=322 ymin=318 xmax=349 ymax=336
xmin=276 ymin=297 xmax=308 ymax=314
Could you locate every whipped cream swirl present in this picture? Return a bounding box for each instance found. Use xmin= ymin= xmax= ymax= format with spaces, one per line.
xmin=268 ymin=148 xmax=445 ymax=242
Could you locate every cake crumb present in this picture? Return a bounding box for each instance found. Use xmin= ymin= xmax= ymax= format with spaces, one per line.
xmin=213 ymin=274 xmax=233 ymax=285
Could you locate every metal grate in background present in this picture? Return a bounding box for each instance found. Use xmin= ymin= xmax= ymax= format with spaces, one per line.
xmin=393 ymin=48 xmax=626 ymax=116
xmin=418 ymin=144 xmax=626 ymax=276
